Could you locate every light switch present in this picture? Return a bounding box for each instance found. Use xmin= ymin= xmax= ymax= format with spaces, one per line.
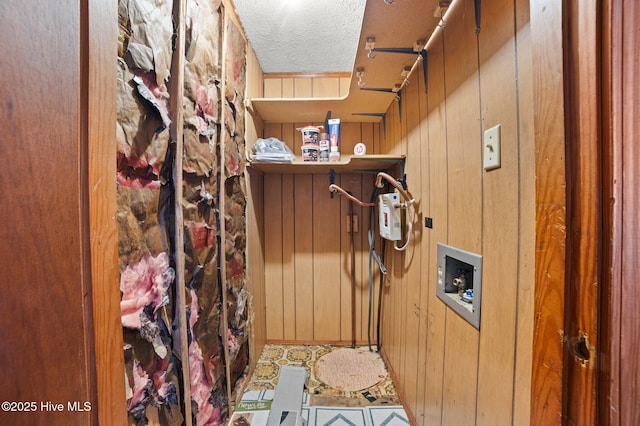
xmin=483 ymin=124 xmax=501 ymax=170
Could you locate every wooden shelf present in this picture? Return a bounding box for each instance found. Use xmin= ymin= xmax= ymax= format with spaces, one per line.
xmin=248 ymin=96 xmax=392 ymax=124
xmin=247 ymin=154 xmax=405 ymax=174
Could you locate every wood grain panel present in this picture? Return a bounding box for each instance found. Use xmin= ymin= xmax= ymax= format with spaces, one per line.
xmin=337 ymin=120 xmax=361 ymax=343
xmin=440 ymin=1 xmax=482 ymax=424
xmin=313 ymin=77 xmax=341 ymax=98
xmin=294 ymin=78 xmax=313 ymax=98
xmin=282 ymin=78 xmax=294 ymax=98
xmin=264 ymin=78 xmax=282 ymax=98
xmin=0 ymin=2 xmax=93 ymax=424
xmin=412 ymin=60 xmax=431 ymax=424
xmin=601 ymin=2 xmax=640 ymax=424
xmin=312 ymin=174 xmax=342 ymax=340
xmin=263 ymin=124 xmax=285 ymax=340
xmin=339 ymin=173 xmax=361 ymax=343
xmin=87 ymin=0 xmax=128 ymax=422
xmin=513 ymin=0 xmax=535 ymax=424
xmin=294 ymin=174 xmax=315 ymax=340
xmin=282 ymin=173 xmax=296 ymax=340
xmin=245 ymin=43 xmax=266 ymax=368
xmin=422 ymin=30 xmax=448 ymax=425
xmin=530 ymin=1 xmax=567 ymax=424
xmin=340 ymin=77 xmax=351 ymax=97
xmin=563 ymin=3 xmax=599 ymax=424
xmin=401 ymin=65 xmax=423 ymax=417
xmin=476 ymin=0 xmax=520 ymax=424
xmin=618 ymin=5 xmax=640 ymax=423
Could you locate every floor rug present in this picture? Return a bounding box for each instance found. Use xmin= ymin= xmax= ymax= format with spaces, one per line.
xmin=315 ymin=347 xmax=387 ymax=392
xmin=244 ymin=344 xmax=399 ymax=403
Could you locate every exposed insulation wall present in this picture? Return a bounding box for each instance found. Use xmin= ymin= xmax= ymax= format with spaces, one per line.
xmin=182 ymin=0 xmax=227 ymax=423
xmin=222 ymin=14 xmax=249 ymax=401
xmin=117 ymin=1 xmax=183 ymax=425
xmin=116 ymin=0 xmax=249 ymax=424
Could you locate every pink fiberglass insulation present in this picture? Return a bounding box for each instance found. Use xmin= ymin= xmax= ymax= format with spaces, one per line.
xmin=120 ymin=252 xmax=174 ymax=329
xmin=128 ymin=363 xmax=149 ymax=410
xmin=189 ymin=288 xmax=223 ymax=425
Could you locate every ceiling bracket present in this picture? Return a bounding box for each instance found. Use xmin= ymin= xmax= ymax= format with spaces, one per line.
xmin=420 ymin=50 xmax=428 ymax=93
xmin=370 ymin=47 xmax=417 ymax=56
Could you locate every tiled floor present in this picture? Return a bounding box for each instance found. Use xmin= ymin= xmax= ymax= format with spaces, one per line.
xmin=231 ymin=389 xmax=410 ymax=426
xmin=229 ymin=344 xmax=410 ymax=426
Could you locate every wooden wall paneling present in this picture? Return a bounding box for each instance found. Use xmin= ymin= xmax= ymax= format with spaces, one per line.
xmin=337 ymin=120 xmax=361 ymax=343
xmin=339 ymin=173 xmax=362 ymax=343
xmin=294 ymin=78 xmax=313 ymax=98
xmin=263 ymin=124 xmax=285 ymax=340
xmin=563 ymin=3 xmax=600 ymax=424
xmin=359 ymin=123 xmax=376 ymax=342
xmin=337 ymin=121 xmax=358 ymax=156
xmin=313 ymin=77 xmax=340 ymax=98
xmin=602 ymin=1 xmax=640 ymax=423
xmin=0 ymin=2 xmax=98 ymax=424
xmin=529 ymin=1 xmax=567 ymax=424
xmin=440 ymin=0 xmax=482 ymax=424
xmin=242 ymin=42 xmax=267 ymax=370
xmin=361 ymin=173 xmax=379 ymax=344
xmin=246 ymin=46 xmax=264 ymax=99
xmin=475 ymin=0 xmax=520 ymax=424
xmin=245 ymin=166 xmax=266 ymax=366
xmin=281 ymin=123 xmax=296 ymax=340
xmin=388 ymin=100 xmax=403 ymax=372
xmin=412 ymin=46 xmax=432 ymax=425
xmin=513 ymin=0 xmax=535 ymax=423
xmin=282 ymin=78 xmax=294 ymax=98
xmin=281 ymin=172 xmax=296 ymax=340
xmin=294 ymin=174 xmax=315 ymax=340
xmin=312 ymin=173 xmax=342 ymax=340
xmin=87 ymin=0 xmax=129 ymax=422
xmin=422 ymin=28 xmax=448 ymax=425
xmin=599 ymin=2 xmax=620 ymax=421
xmin=264 ymin=78 xmax=283 ymax=98
xmin=340 ymin=77 xmax=351 ymax=97
xmin=618 ymin=4 xmax=640 ymax=423
xmin=401 ymin=63 xmax=424 ymax=419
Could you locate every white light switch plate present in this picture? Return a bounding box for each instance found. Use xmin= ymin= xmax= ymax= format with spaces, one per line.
xmin=483 ymin=124 xmax=501 ymax=170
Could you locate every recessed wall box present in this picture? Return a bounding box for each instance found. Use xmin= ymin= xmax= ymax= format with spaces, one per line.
xmin=436 ymin=243 xmax=483 ymax=329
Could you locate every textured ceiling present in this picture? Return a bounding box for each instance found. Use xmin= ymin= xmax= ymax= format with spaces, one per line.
xmin=232 ymin=0 xmax=367 ymax=73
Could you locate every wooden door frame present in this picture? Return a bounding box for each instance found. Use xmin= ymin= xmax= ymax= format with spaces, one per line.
xmin=530 ymin=1 xmax=601 ymax=424
xmin=86 ymin=0 xmax=128 ymax=423
xmin=532 ymin=0 xmax=638 ymax=424
xmin=599 ymin=0 xmax=640 ymax=424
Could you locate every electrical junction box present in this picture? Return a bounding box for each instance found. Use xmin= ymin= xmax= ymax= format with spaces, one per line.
xmin=378 ymin=192 xmax=402 ymax=241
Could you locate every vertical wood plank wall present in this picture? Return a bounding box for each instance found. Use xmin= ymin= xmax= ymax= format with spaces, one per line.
xmin=250 ymin=0 xmax=535 ymax=425
xmin=245 ymin=45 xmax=267 ymax=368
xmin=260 ymin=122 xmax=383 ymax=344
xmin=378 ymin=0 xmax=535 ymax=424
xmin=263 ymin=75 xmax=351 ymax=98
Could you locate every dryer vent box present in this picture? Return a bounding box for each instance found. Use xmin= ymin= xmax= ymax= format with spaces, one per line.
xmin=436 ymin=243 xmax=483 ymax=329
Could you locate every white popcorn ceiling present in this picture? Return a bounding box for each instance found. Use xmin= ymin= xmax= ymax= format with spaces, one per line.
xmin=232 ymin=0 xmax=367 ymax=73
